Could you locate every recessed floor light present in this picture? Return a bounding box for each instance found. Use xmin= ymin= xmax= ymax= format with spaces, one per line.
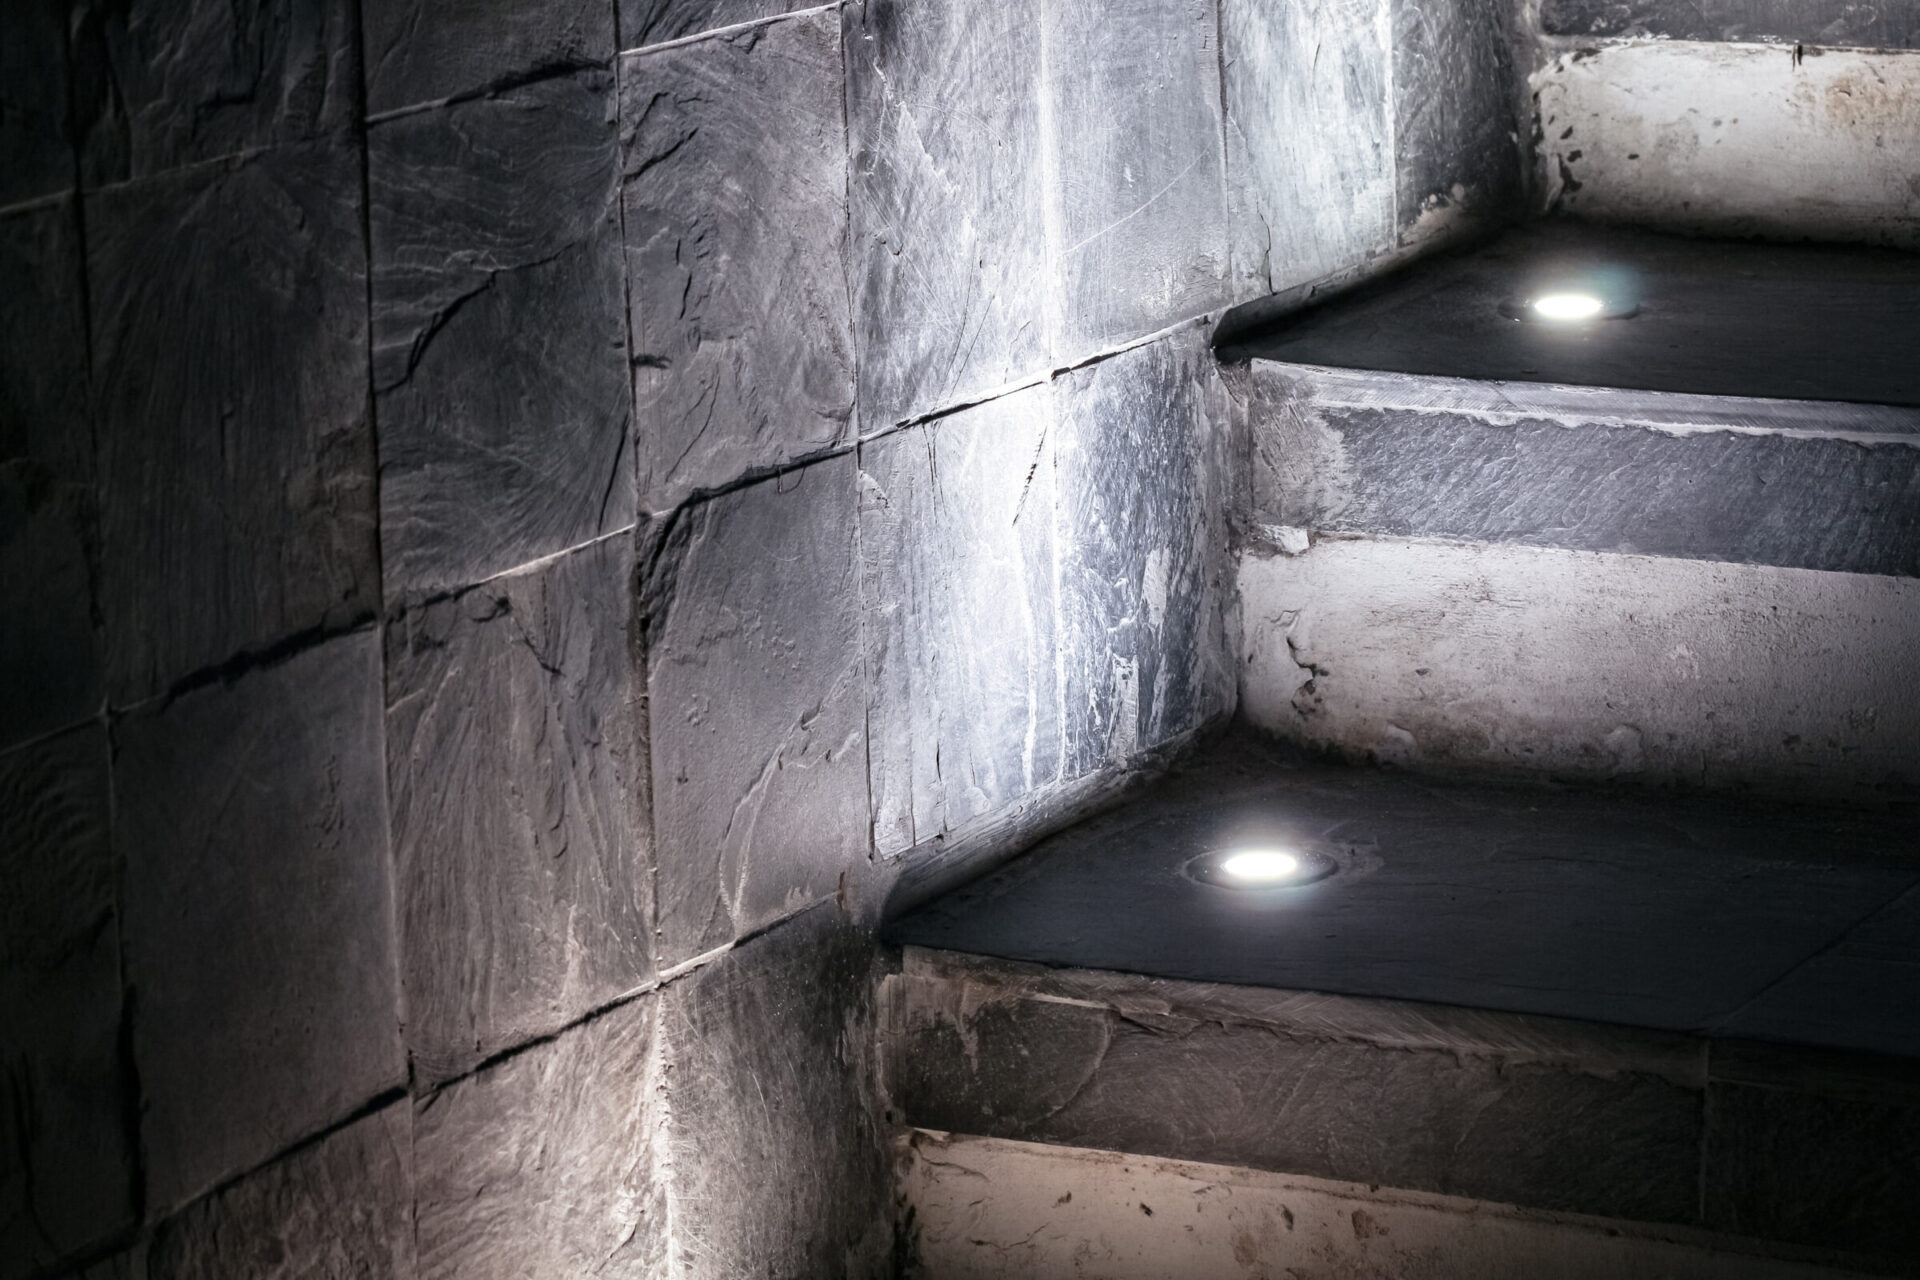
xmin=1184 ymin=846 xmax=1339 ymax=890
xmin=1500 ymin=290 xmax=1638 ymax=323
xmin=1531 ymin=292 xmax=1605 ymax=320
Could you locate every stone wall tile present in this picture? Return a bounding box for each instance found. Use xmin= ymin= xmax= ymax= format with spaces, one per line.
xmin=844 ymin=0 xmax=1048 ymax=428
xmin=385 ymin=535 xmax=654 ymax=1085
xmin=0 ymin=727 xmax=134 ymax=1277
xmin=148 ymin=1104 xmax=416 ymax=1280
xmin=660 ymin=906 xmax=890 ymax=1278
xmin=117 ymin=632 xmax=405 ymax=1212
xmin=643 ymin=457 xmax=868 ymax=964
xmin=621 ymin=0 xmax=815 ymax=50
xmin=414 ymin=995 xmax=666 ymax=1279
xmin=1705 ymin=1080 xmax=1920 ymax=1256
xmin=370 ymin=72 xmax=635 ymax=597
xmin=90 ymin=141 xmax=377 ymax=702
xmin=1 ymin=202 xmax=99 ymax=749
xmin=1392 ymin=0 xmax=1520 ymax=245
xmin=859 ymin=384 xmax=1063 ymax=857
xmin=0 ymin=0 xmax=74 ymax=206
xmin=363 ymin=0 xmax=615 ymax=116
xmin=1221 ymin=0 xmax=1395 ymax=299
xmin=1043 ymin=0 xmax=1231 ymax=358
xmin=620 ymin=13 xmax=854 ymax=512
xmin=72 ymin=0 xmax=360 ymax=187
xmin=1053 ymin=333 xmax=1233 ymax=778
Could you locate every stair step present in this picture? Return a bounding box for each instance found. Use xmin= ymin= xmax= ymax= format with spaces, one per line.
xmin=1247 ymin=362 xmax=1920 ymax=578
xmin=886 ymin=733 xmax=1919 ymax=1052
xmin=1224 ymin=221 xmax=1920 ymax=408
xmin=882 ymin=737 xmax=1920 ymax=1271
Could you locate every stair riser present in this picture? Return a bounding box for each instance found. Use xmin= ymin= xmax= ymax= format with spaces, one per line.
xmin=900 ymin=1132 xmax=1882 ymax=1280
xmin=1533 ymin=43 xmax=1920 ymax=250
xmin=888 ymin=952 xmax=1920 ymax=1269
xmin=1251 ymin=364 xmax=1920 ymax=577
xmin=1237 ymin=537 xmax=1920 ymax=801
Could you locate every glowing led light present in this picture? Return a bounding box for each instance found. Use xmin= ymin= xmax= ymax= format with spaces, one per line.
xmin=1531 ymin=292 xmax=1605 ymax=321
xmin=1220 ymin=849 xmax=1302 ymax=882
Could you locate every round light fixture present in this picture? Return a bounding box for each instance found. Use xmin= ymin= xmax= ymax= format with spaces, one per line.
xmin=1499 ymin=289 xmax=1638 ymax=324
xmin=1221 ymin=849 xmax=1300 ymax=881
xmin=1531 ymin=292 xmax=1605 ymax=321
xmin=1183 ymin=845 xmax=1339 ymax=890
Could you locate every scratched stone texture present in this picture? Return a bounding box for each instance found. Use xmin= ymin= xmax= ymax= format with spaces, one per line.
xmin=385 ymin=535 xmax=653 ymax=1087
xmin=116 ymin=632 xmax=405 ymax=1213
xmin=89 ymin=141 xmax=378 ymax=702
xmin=0 ymin=727 xmax=135 ymax=1278
xmin=1392 ymin=0 xmax=1520 ymax=245
xmin=621 ymin=0 xmax=821 ymax=49
xmin=642 ymin=456 xmax=870 ymax=966
xmin=660 ymin=905 xmax=891 ymax=1277
xmin=844 ymin=0 xmax=1050 ymax=428
xmin=0 ymin=202 xmax=99 ymax=751
xmin=148 ymin=1104 xmax=417 ymax=1280
xmin=1222 ymin=0 xmax=1396 ymax=298
xmin=71 ymin=0 xmax=361 ymax=186
xmin=1052 ymin=331 xmax=1234 ymax=778
xmin=1043 ymin=0 xmax=1232 ymax=358
xmin=858 ymin=381 xmax=1065 ymax=857
xmin=363 ymin=0 xmax=615 ymax=115
xmin=0 ymin=0 xmax=75 ymax=206
xmin=370 ymin=70 xmax=634 ymax=597
xmin=413 ymin=994 xmax=666 ymax=1280
xmin=620 ymin=12 xmax=854 ymax=513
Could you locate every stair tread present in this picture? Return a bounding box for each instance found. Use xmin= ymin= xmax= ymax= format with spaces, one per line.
xmin=885 ymin=731 xmax=1920 ymax=1059
xmin=1224 ymin=219 xmax=1920 ymax=408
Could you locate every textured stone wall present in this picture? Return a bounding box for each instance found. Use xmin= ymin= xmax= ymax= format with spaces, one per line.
xmin=1 ymin=0 xmax=1520 ymax=1275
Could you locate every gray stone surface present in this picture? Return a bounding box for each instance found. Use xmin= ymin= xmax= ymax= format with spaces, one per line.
xmin=1392 ymin=0 xmax=1519 ymax=243
xmin=72 ymin=0 xmax=360 ymax=186
xmin=893 ymin=961 xmax=1703 ymax=1222
xmin=413 ymin=994 xmax=665 ymax=1279
xmin=621 ymin=0 xmax=815 ymax=49
xmin=363 ymin=0 xmax=615 ymax=115
xmin=0 ymin=0 xmax=74 ymax=207
xmin=1718 ymin=888 xmax=1920 ymax=1056
xmin=148 ymin=1104 xmax=416 ymax=1280
xmin=0 ymin=727 xmax=134 ymax=1277
xmin=1043 ymin=0 xmax=1230 ymax=358
xmin=116 ymin=632 xmax=405 ymax=1212
xmin=661 ymin=906 xmax=891 ymax=1277
xmin=1538 ymin=0 xmax=1920 ymax=46
xmin=89 ymin=142 xmax=377 ymax=702
xmin=888 ymin=730 xmax=1920 ymax=1046
xmin=643 ymin=457 xmax=869 ymax=964
xmin=1053 ymin=334 xmax=1233 ymax=777
xmin=620 ymin=14 xmax=854 ymax=513
xmin=844 ymin=0 xmax=1049 ymax=427
xmin=0 ymin=202 xmax=98 ymax=750
xmin=860 ymin=383 xmax=1064 ymax=857
xmin=1250 ymin=364 xmax=1920 ymax=576
xmin=370 ymin=71 xmax=634 ymax=597
xmin=386 ymin=536 xmax=653 ymax=1085
xmin=1222 ymin=0 xmax=1395 ymax=301
xmin=1705 ymin=1082 xmax=1920 ymax=1257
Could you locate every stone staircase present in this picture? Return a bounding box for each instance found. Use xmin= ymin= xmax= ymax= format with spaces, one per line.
xmin=877 ymin=218 xmax=1920 ymax=1278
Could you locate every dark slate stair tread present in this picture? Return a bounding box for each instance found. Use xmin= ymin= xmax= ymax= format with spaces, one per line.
xmin=885 ymin=732 xmax=1920 ymax=1057
xmin=1225 ymin=220 xmax=1920 ymax=408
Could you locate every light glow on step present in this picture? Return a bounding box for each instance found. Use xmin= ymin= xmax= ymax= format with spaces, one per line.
xmin=1531 ymin=292 xmax=1606 ymax=321
xmin=1220 ymin=849 xmax=1303 ymax=882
